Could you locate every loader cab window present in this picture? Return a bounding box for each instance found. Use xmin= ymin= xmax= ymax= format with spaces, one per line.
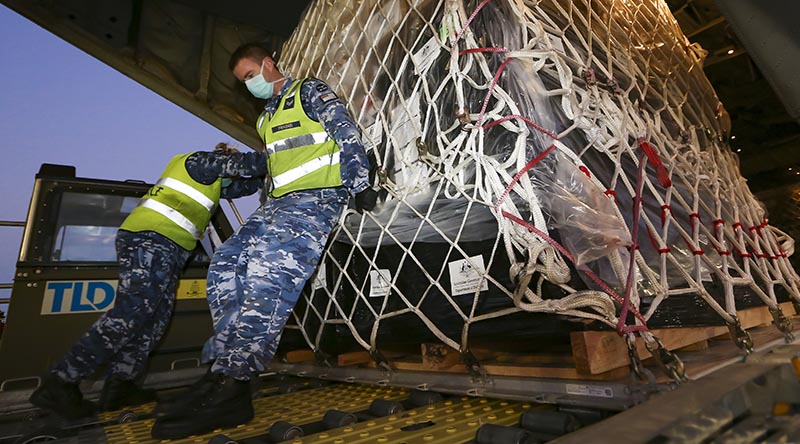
xmin=49 ymin=192 xmax=138 ymax=262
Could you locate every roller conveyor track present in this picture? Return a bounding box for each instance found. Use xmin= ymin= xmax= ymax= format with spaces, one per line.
xmin=5 ymin=344 xmax=800 ymax=444
xmin=105 ymin=383 xmax=409 ymax=444
xmin=3 ymin=381 xmax=545 ymax=444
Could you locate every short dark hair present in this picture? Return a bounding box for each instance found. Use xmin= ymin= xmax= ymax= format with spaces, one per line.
xmin=228 ymin=43 xmax=276 ymax=71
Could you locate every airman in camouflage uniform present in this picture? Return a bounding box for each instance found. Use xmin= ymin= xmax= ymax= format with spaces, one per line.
xmin=29 ymin=148 xmax=264 ymax=419
xmin=152 ymin=44 xmax=377 ymax=440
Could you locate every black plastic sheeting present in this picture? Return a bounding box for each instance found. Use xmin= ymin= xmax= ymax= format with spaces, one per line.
xmin=278 ymin=241 xmax=786 ymax=356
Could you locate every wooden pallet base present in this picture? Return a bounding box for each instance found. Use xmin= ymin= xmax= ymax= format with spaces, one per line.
xmin=571 ymin=301 xmax=797 ymax=375
xmin=380 ymin=343 xmax=631 ymax=380
xmin=279 ymin=302 xmax=798 ymax=381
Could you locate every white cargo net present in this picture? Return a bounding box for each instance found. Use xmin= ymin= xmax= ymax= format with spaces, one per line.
xmin=278 ymin=0 xmax=800 ymax=378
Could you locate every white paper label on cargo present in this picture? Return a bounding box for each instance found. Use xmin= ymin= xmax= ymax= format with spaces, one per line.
xmin=412 ymin=36 xmax=441 ymax=75
xmin=389 ymin=95 xmax=428 ymax=190
xmin=565 ymin=384 xmax=614 ymax=398
xmin=312 ymin=262 xmax=326 ymax=290
xmin=369 ymin=269 xmax=393 ymax=297
xmin=364 ymin=117 xmax=383 ymax=152
xmin=448 ymin=255 xmax=489 ymax=296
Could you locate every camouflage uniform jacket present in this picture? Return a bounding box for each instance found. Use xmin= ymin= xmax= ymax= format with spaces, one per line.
xmin=185 ymin=151 xmax=266 ymax=198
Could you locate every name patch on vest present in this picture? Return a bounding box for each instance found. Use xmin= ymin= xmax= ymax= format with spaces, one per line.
xmin=271 ymin=121 xmax=301 ymax=133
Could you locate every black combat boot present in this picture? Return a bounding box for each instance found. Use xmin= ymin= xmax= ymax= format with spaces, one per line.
xmin=29 ymin=374 xmax=96 ymax=420
xmin=150 ymin=373 xmax=253 ymax=440
xmin=99 ymin=377 xmax=158 ymax=411
xmin=152 ymin=367 xmax=217 ymax=416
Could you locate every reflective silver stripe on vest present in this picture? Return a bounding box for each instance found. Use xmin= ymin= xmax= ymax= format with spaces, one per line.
xmin=140 ymin=199 xmax=201 ymax=239
xmin=265 ymin=131 xmax=329 ymax=155
xmin=272 ymin=151 xmax=341 ymax=189
xmin=157 ymin=177 xmax=216 ymax=212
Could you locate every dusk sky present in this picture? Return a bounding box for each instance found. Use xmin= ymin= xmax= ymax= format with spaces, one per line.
xmin=0 ymin=5 xmax=259 ymax=316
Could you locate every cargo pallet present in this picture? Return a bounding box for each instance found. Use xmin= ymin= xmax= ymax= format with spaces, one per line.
xmin=276 ymin=302 xmax=799 ymax=383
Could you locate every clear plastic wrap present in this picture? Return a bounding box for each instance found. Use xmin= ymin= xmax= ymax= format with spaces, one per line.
xmin=533 ymin=152 xmax=631 ymax=266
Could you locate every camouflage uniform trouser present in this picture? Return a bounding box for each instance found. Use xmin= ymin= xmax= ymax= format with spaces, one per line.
xmin=203 ymin=188 xmax=347 ymax=379
xmin=53 ymin=230 xmax=190 ymax=383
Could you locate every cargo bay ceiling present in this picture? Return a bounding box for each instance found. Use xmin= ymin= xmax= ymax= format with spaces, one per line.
xmin=2 ymin=0 xmax=798 ymax=192
xmin=0 ymin=0 xmax=313 ymax=151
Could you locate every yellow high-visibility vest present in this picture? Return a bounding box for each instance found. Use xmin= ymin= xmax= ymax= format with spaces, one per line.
xmin=120 ymin=153 xmax=221 ymax=250
xmin=256 ymin=79 xmax=342 ymax=197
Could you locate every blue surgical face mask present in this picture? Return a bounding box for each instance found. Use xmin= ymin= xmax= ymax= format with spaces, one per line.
xmin=245 ymin=61 xmax=284 ymax=99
